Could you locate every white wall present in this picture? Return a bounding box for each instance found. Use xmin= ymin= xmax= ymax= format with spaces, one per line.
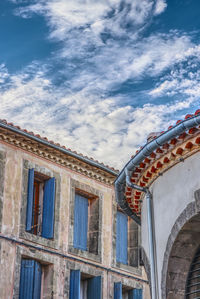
xmin=141 ymin=151 xmax=200 ymax=299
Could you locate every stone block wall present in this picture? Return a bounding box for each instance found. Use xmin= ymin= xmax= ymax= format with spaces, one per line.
xmin=0 ymin=150 xmax=5 ymax=232
xmin=0 ymin=141 xmax=149 ymax=298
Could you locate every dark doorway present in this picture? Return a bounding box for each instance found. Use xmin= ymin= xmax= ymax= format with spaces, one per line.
xmin=165 ymin=213 xmax=200 ymax=299
xmin=185 ymin=246 xmax=200 ymax=298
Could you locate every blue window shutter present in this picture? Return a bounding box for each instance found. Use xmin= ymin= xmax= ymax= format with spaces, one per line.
xmin=19 ymin=259 xmax=35 ymax=299
xmin=19 ymin=259 xmax=42 ymax=299
xmin=26 ymin=168 xmax=34 ymax=232
xmin=73 ymin=194 xmax=88 ymax=250
xmin=69 ymin=270 xmax=80 ymax=299
xmin=87 ymin=276 xmax=102 ymax=299
xmin=42 ymin=177 xmax=55 ymax=239
xmin=33 ymin=261 xmax=42 ymax=299
xmin=133 ymin=289 xmax=143 ymax=299
xmin=116 ymin=211 xmax=128 ymax=264
xmin=114 ymin=282 xmax=122 ymax=299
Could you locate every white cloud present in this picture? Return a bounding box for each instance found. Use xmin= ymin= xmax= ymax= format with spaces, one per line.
xmin=154 ymin=0 xmax=167 ymax=15
xmin=0 ymin=64 xmax=9 ymax=84
xmin=3 ymin=0 xmax=200 ymax=169
xmin=0 ymin=64 xmax=197 ymax=169
xmin=149 ymin=79 xmax=179 ymax=96
xmin=149 ymin=45 xmax=200 ymax=99
xmin=13 ymin=0 xmax=195 ymax=88
xmin=15 ymin=0 xmax=155 ymax=37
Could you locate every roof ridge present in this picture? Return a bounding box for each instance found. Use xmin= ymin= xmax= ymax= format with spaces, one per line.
xmin=0 ymin=119 xmax=119 ymax=173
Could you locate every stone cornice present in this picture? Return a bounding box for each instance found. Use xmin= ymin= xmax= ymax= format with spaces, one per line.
xmin=0 ymin=126 xmax=117 ymax=186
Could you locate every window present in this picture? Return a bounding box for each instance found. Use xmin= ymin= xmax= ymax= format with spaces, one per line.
xmin=69 ymin=180 xmax=102 ymax=261
xmin=69 ymin=270 xmax=102 ymax=299
xmin=116 ymin=211 xmax=128 ymax=264
xmin=74 ymin=194 xmax=88 ymax=250
xmin=26 ymin=168 xmax=55 ymax=239
xmin=19 ymin=259 xmax=42 ymax=299
xmin=73 ymin=191 xmax=99 ymax=254
xmin=15 ymin=255 xmax=53 ymax=299
xmin=116 ymin=210 xmax=139 ymax=267
xmin=114 ymin=282 xmax=143 ymax=299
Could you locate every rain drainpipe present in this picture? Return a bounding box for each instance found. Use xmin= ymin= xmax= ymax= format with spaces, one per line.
xmin=126 ymin=175 xmax=158 ymax=299
xmin=115 ymin=113 xmax=200 ymax=299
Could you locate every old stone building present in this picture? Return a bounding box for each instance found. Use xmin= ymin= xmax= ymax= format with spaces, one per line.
xmin=115 ymin=110 xmax=200 ymax=299
xmin=0 ymin=119 xmax=149 ymax=298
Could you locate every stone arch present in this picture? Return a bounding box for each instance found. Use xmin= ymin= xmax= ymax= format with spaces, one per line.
xmin=161 ymin=189 xmax=200 ymax=299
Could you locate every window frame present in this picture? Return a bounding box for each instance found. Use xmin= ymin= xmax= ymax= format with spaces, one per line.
xmin=69 ymin=268 xmax=102 ymax=299
xmin=19 ymin=258 xmax=42 ymax=299
xmin=26 ymin=169 xmax=55 ymax=239
xmin=112 ymin=203 xmax=142 ymax=275
xmin=116 ymin=210 xmax=128 ymax=264
xmin=20 ymin=160 xmax=61 ymax=249
xmin=73 ymin=193 xmax=89 ymax=251
xmin=114 ymin=282 xmax=143 ymax=299
xmin=108 ymin=274 xmax=143 ymax=298
xmin=13 ymin=246 xmax=54 ymax=299
xmin=69 ymin=179 xmax=103 ymax=262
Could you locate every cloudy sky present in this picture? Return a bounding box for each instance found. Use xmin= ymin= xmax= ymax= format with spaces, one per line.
xmin=1 ymin=0 xmax=200 ymax=169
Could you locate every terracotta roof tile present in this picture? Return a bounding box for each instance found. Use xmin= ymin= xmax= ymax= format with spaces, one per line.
xmin=0 ymin=119 xmax=119 ymax=173
xmin=126 ymin=109 xmax=200 ymax=217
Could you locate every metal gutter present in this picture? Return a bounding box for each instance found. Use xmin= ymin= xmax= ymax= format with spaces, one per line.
xmin=115 ymin=114 xmax=200 ymax=222
xmin=114 ymin=113 xmax=200 ymax=299
xmin=0 ymin=121 xmax=118 ymax=176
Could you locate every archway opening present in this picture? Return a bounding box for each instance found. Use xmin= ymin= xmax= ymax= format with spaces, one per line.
xmin=185 ymin=246 xmax=200 ymax=298
xmin=166 ymin=214 xmax=200 ymax=299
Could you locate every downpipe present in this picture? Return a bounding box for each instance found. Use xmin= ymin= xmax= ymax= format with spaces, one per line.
xmin=146 ymin=190 xmax=158 ymax=299
xmin=126 ymin=177 xmax=158 ymax=299
xmin=115 ymin=114 xmax=200 ymax=298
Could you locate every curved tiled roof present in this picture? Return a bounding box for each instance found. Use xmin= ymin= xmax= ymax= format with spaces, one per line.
xmin=0 ymin=119 xmax=118 ymax=175
xmin=125 ymin=109 xmax=200 ymax=217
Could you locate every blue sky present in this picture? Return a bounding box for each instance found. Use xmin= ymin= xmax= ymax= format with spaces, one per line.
xmin=1 ymin=0 xmax=200 ymax=169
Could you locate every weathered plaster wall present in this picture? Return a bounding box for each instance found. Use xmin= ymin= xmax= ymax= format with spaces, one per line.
xmin=141 ymin=151 xmax=200 ymax=299
xmin=0 ymin=239 xmax=16 ymax=298
xmin=0 ymin=141 xmax=149 ymax=298
xmin=2 ymin=145 xmax=22 ymax=236
xmin=0 ymin=149 xmax=6 ymax=232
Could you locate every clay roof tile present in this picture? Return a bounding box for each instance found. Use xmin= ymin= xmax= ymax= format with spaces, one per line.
xmin=0 ymin=119 xmax=118 ymax=173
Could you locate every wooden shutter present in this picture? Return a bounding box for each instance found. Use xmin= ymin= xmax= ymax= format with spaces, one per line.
xmin=116 ymin=211 xmax=128 ymax=264
xmin=114 ymin=282 xmax=122 ymax=299
xmin=73 ymin=194 xmax=88 ymax=250
xmin=26 ymin=168 xmax=34 ymax=232
xmin=133 ymin=289 xmax=143 ymax=299
xmin=42 ymin=177 xmax=55 ymax=239
xmin=87 ymin=276 xmax=102 ymax=299
xmin=33 ymin=261 xmax=42 ymax=299
xmin=19 ymin=259 xmax=42 ymax=299
xmin=19 ymin=259 xmax=35 ymax=299
xmin=69 ymin=270 xmax=80 ymax=299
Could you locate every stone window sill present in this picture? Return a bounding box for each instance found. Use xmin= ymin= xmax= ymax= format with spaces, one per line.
xmin=68 ymin=245 xmax=101 ymax=263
